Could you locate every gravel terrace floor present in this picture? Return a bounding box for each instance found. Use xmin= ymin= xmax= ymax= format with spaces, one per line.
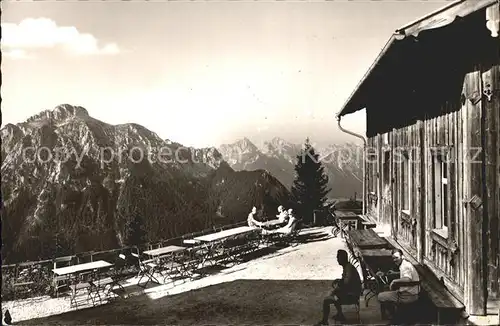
xmin=0 ymin=226 xmax=471 ymax=325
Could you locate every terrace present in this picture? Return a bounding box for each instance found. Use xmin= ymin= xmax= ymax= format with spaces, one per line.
xmin=2 ymin=217 xmax=495 ymax=325
xmin=0 ymin=224 xmax=384 ymax=325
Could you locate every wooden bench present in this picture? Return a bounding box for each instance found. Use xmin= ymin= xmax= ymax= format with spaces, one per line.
xmin=413 ymin=264 xmax=465 ymax=324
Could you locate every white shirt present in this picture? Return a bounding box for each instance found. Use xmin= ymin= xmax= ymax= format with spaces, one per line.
xmin=398 ymin=259 xmax=420 ymax=295
xmin=272 ymin=216 xmax=297 ymax=234
xmin=277 ymin=211 xmax=288 ymax=223
xmin=284 ymin=215 xmax=296 ymax=229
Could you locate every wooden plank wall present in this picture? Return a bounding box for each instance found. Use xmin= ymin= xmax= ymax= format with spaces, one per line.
xmin=464 ymin=70 xmax=486 ymax=315
xmin=392 ymin=124 xmax=421 ymax=259
xmin=365 ymin=66 xmax=499 ymax=314
xmin=495 ymin=65 xmax=500 ymax=300
xmin=389 ymin=95 xmax=467 ymax=301
xmin=421 ymin=99 xmax=469 ymax=302
xmin=373 ymin=133 xmax=393 ymax=227
xmin=482 ymin=64 xmax=499 ymax=299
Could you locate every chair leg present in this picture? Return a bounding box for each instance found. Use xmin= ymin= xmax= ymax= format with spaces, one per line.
xmin=137 ymin=272 xmax=146 ymax=287
xmin=87 ymin=287 xmax=97 ymax=306
xmin=70 ymin=292 xmax=77 ymax=308
xmin=356 ymin=303 xmax=361 ymax=323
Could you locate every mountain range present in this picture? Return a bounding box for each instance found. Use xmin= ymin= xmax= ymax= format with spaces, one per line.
xmin=218 ymin=137 xmax=363 ymax=199
xmin=0 ymin=105 xmax=292 ymax=264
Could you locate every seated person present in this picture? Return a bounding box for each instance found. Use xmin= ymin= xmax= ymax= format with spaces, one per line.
xmin=247 ymin=206 xmax=263 ymax=227
xmin=276 ymin=205 xmax=289 ymax=223
xmin=377 ymin=248 xmax=420 ymax=320
xmin=315 ymin=249 xmax=362 ymax=325
xmin=261 ymin=209 xmax=297 ymax=235
xmin=375 ymin=269 xmax=400 ymax=286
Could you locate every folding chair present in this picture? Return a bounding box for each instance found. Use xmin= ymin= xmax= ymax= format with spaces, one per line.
xmin=131 ymin=251 xmax=160 ymax=287
xmin=52 ymin=255 xmax=75 ymax=297
xmin=333 ymin=296 xmax=361 ymax=324
xmin=69 ymin=282 xmax=95 ymax=308
xmin=69 ymin=271 xmax=95 ymax=308
xmin=90 ymin=254 xmax=128 ymax=302
xmin=166 ymin=248 xmax=193 ymax=280
xmin=390 ymin=281 xmax=422 ymax=325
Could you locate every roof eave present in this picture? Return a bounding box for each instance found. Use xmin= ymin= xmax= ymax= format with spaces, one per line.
xmin=336 ymin=33 xmax=398 ymax=118
xmin=336 ymin=0 xmax=497 ymax=119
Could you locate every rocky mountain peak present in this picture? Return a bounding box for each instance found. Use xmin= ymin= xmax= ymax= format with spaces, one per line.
xmin=262 ymin=137 xmax=297 ymax=153
xmin=218 ymin=137 xmax=363 ymax=198
xmin=218 ymin=137 xmax=261 ymax=166
xmin=26 ymin=104 xmax=90 ymax=124
xmin=189 ymin=146 xmax=227 ymax=170
xmin=234 ymin=137 xmax=258 ymax=153
xmin=1 ymin=105 xmax=292 ymax=264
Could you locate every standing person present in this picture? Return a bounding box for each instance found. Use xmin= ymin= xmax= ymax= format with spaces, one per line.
xmin=377 ymin=248 xmax=420 ymax=320
xmin=315 ymin=249 xmax=362 ymax=325
xmin=247 ymin=206 xmax=263 ymax=227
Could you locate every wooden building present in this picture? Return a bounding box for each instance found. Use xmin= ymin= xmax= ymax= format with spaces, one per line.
xmin=337 ymin=0 xmax=499 ymax=316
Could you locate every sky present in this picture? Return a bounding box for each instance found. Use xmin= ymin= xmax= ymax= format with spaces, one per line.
xmin=2 ymin=0 xmax=447 ymax=148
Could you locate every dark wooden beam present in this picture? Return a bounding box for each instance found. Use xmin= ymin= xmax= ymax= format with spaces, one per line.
xmin=463 ymin=70 xmax=486 ymax=315
xmin=483 ymin=65 xmax=499 ymax=298
xmin=399 ymin=0 xmax=496 ymax=38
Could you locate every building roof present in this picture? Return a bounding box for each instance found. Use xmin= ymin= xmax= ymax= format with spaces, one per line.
xmin=337 ymin=0 xmax=498 ymax=118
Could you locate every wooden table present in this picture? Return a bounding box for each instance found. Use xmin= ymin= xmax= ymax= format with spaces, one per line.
xmin=183 ymin=239 xmax=199 ymax=245
xmin=191 ymin=226 xmax=260 ymax=266
xmin=346 ymin=229 xmax=390 ymax=249
xmin=143 ymin=245 xmax=186 ymax=257
xmin=335 ymin=211 xmax=361 ymax=237
xmin=193 ymin=226 xmax=258 ymax=242
xmin=354 ymin=247 xmax=399 ymax=307
xmin=52 ymin=260 xmax=113 ymax=276
xmin=356 ymin=248 xmax=393 ymax=257
xmin=358 ymin=214 xmax=377 ymax=229
xmin=52 ymin=260 xmax=113 ymax=307
xmin=261 ymin=220 xmax=285 ymax=228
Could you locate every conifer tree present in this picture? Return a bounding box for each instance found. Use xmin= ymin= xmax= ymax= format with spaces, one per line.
xmin=125 ymin=215 xmax=147 ymax=247
xmin=291 ymin=138 xmax=331 ymax=224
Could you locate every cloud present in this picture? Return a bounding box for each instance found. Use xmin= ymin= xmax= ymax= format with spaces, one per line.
xmin=2 ymin=18 xmax=121 ymax=58
xmin=3 ymin=49 xmax=35 ymax=60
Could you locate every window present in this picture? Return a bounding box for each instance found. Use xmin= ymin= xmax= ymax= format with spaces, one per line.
xmin=366 ymin=148 xmax=378 ymax=194
xmin=383 ymin=151 xmax=391 ymax=185
xmin=401 ymin=151 xmax=410 ymax=211
xmin=432 ymin=150 xmax=450 ymax=234
xmin=442 ymin=161 xmax=448 ymax=229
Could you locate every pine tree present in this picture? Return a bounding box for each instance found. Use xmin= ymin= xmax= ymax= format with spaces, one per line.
xmin=291 ymin=138 xmax=331 ymax=224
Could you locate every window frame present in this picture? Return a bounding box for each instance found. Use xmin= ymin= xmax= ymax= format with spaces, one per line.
xmin=400 ymin=149 xmax=410 ymax=212
xmin=431 ymin=148 xmax=451 ymax=238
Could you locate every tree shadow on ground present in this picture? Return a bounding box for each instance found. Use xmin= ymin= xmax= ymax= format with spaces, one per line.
xmin=238 ymin=246 xmax=281 ymax=262
xmin=297 ymin=231 xmax=334 ymax=244
xmin=19 ymin=279 xmax=391 ymax=325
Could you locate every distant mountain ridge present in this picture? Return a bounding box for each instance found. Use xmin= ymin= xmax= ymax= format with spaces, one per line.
xmin=1 ymin=104 xmax=292 ymax=264
xmin=218 ymin=137 xmax=363 ymax=199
